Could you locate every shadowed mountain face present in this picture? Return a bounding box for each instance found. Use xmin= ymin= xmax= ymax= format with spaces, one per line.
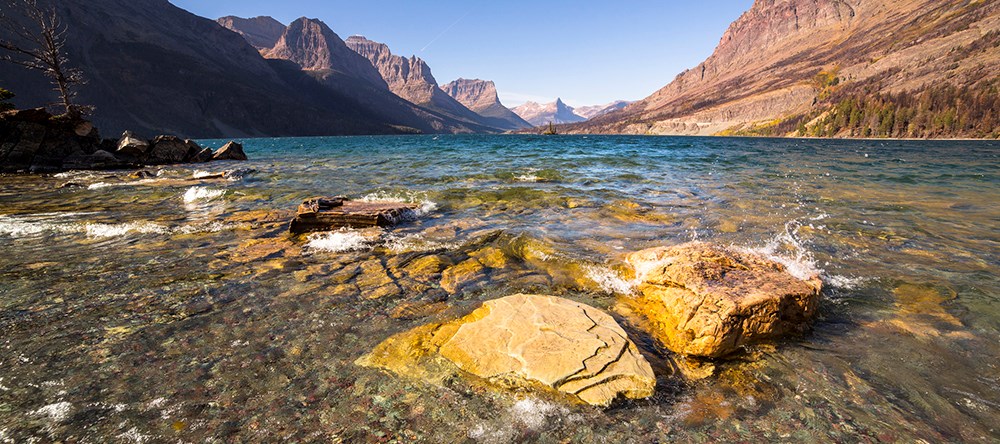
xmin=217 ymin=16 xmax=285 ymax=50
xmin=0 ymin=0 xmax=423 ymax=137
xmin=441 ymin=78 xmax=532 ymax=130
xmin=573 ymin=0 xmax=1000 ymax=137
xmin=344 ymin=35 xmax=508 ymax=131
xmin=512 ymin=99 xmax=586 ymax=127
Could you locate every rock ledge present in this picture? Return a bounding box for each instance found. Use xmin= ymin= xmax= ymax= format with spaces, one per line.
xmin=357 ymin=294 xmax=656 ymax=406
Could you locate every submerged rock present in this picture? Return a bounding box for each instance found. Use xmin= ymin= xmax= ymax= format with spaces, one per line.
xmin=357 ymin=294 xmax=656 ymax=407
xmin=618 ymin=242 xmax=821 ymax=358
xmin=439 ymin=258 xmax=487 ymax=294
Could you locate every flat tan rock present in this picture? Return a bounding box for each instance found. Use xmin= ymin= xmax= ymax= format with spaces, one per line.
xmin=357 ymin=294 xmax=655 ymax=406
xmin=618 ymin=242 xmax=822 ymax=358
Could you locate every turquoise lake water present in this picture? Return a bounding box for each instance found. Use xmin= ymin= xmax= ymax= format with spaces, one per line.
xmin=0 ymin=135 xmax=998 ymax=442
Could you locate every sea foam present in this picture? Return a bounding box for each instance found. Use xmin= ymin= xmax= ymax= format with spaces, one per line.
xmin=359 ymin=190 xmax=437 ymax=217
xmin=306 ymin=229 xmax=375 ymax=253
xmin=183 ymin=187 xmax=225 ymax=203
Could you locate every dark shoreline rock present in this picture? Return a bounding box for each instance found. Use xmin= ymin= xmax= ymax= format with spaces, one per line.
xmin=0 ymin=108 xmax=247 ymax=173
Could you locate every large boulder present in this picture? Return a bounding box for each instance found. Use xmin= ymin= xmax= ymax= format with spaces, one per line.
xmin=146 ymin=135 xmax=198 ymax=164
xmin=191 ymin=147 xmax=214 ymax=163
xmin=357 ymin=294 xmax=656 ymax=406
xmin=211 ymin=141 xmax=247 ymax=161
xmin=618 ymin=242 xmax=822 ymax=358
xmin=115 ymin=131 xmax=149 ymax=157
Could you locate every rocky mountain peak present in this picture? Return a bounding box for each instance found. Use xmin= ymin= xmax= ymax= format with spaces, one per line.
xmin=217 ymin=15 xmax=286 ymax=50
xmin=441 ymin=79 xmax=498 ymax=109
xmin=265 ymin=18 xmax=387 ymax=88
xmin=512 ymin=99 xmax=586 ymax=126
xmin=442 ymin=79 xmax=532 ymax=130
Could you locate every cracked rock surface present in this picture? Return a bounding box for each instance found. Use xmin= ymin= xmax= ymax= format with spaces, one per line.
xmin=357 ymin=294 xmax=656 ymax=406
xmin=618 ymin=242 xmax=823 ymax=358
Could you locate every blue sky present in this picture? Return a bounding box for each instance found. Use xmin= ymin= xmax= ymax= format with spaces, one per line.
xmin=169 ymin=0 xmax=754 ymax=107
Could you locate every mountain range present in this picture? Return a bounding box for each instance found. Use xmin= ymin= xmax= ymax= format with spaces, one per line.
xmin=510 ymin=99 xmax=632 ymax=127
xmin=1 ymin=0 xmax=996 ymax=139
xmin=571 ymin=0 xmax=1000 ymax=138
xmin=0 ymin=1 xmax=524 ymax=137
xmin=511 ymin=99 xmax=586 ymax=127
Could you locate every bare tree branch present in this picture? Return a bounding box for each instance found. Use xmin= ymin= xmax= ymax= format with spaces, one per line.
xmin=0 ymin=0 xmax=89 ymax=117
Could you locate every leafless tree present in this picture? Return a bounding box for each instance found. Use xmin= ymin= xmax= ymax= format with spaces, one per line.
xmin=0 ymin=0 xmax=87 ymax=117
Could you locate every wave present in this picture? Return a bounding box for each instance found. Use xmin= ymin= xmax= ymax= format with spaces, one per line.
xmin=306 ymin=228 xmax=377 ymax=253
xmin=358 ymin=190 xmax=437 ymax=216
xmin=83 ymin=222 xmax=169 ymax=238
xmin=183 ymin=187 xmax=225 ymax=203
xmin=0 ymin=214 xmax=235 ymax=240
xmin=383 ymin=232 xmax=459 ymax=254
xmin=584 ymin=265 xmax=635 ymax=295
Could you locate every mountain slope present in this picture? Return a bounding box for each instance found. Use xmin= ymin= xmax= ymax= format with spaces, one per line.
xmin=0 ymin=0 xmax=412 ymax=137
xmin=441 ymin=78 xmax=532 ymax=130
xmin=573 ymin=0 xmax=1000 ymax=138
xmin=217 ymin=16 xmax=285 ymax=50
xmin=219 ymin=17 xmax=495 ymax=134
xmin=512 ymin=99 xmax=586 ymax=126
xmin=343 ymin=36 xmax=504 ymax=132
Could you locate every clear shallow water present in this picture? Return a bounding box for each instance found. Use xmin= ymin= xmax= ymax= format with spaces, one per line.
xmin=0 ymin=135 xmax=998 ymax=442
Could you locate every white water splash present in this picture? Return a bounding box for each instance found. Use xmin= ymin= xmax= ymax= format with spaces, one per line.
xmin=83 ymin=222 xmax=169 ymax=238
xmin=87 ymin=178 xmax=159 ymax=190
xmin=514 ymin=174 xmax=541 ymax=182
xmin=509 ymin=398 xmax=562 ymax=429
xmin=306 ymin=228 xmax=376 ymax=253
xmin=740 ymin=220 xmax=823 ymax=281
xmin=0 ymin=214 xmax=230 ymax=240
xmin=383 ymin=232 xmax=458 ymax=254
xmin=359 ymin=190 xmax=437 ymax=217
xmin=183 ymin=187 xmax=225 ymax=203
xmin=0 ymin=216 xmax=73 ymax=237
xmin=825 ymin=274 xmax=870 ymax=290
xmin=584 ymin=265 xmax=635 ymax=295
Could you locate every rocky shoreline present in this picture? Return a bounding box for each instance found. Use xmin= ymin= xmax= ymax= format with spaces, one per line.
xmin=274 ymin=195 xmax=825 ymax=407
xmin=0 ymin=108 xmax=246 ymax=173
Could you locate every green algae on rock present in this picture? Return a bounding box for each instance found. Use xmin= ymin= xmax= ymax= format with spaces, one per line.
xmin=357 ymin=294 xmax=656 ymax=407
